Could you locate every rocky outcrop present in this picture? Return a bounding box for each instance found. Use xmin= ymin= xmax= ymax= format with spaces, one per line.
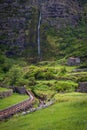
xmin=0 ymin=0 xmax=38 ymax=58
xmin=41 ymin=0 xmax=81 ymax=28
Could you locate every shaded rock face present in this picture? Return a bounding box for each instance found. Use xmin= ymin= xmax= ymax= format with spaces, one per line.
xmin=41 ymin=0 xmax=81 ymax=28
xmin=0 ymin=0 xmax=38 ymax=58
xmin=77 ymin=82 xmax=87 ymax=93
xmin=0 ymin=0 xmax=81 ymax=58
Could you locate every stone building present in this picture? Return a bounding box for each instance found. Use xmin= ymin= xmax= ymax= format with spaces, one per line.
xmin=0 ymin=90 xmax=13 ymax=99
xmin=10 ymin=86 xmax=26 ymax=94
xmin=77 ymin=82 xmax=87 ymax=93
xmin=67 ymin=57 xmax=81 ymax=66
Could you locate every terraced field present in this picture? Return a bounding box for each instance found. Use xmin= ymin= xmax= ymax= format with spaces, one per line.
xmin=0 ymin=93 xmax=29 ymax=110
xmin=0 ymin=92 xmax=87 ymax=130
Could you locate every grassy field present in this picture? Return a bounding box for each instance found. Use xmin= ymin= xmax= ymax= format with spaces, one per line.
xmin=0 ymin=93 xmax=29 ymax=110
xmin=0 ymin=87 xmax=10 ymax=92
xmin=0 ymin=92 xmax=87 ymax=130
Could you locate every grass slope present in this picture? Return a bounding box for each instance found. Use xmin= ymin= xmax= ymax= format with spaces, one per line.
xmin=0 ymin=93 xmax=29 ymax=110
xmin=0 ymin=87 xmax=10 ymax=92
xmin=0 ymin=92 xmax=87 ymax=130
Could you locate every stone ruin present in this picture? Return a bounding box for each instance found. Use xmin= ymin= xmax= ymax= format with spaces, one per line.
xmin=0 ymin=90 xmax=13 ymax=99
xmin=13 ymin=86 xmax=26 ymax=94
xmin=77 ymin=82 xmax=87 ymax=93
xmin=67 ymin=57 xmax=81 ymax=66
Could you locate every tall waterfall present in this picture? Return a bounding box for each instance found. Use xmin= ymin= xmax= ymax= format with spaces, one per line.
xmin=37 ymin=11 xmax=41 ymax=59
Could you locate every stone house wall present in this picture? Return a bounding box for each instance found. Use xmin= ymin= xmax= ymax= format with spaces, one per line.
xmin=0 ymin=90 xmax=13 ymax=99
xmin=77 ymin=82 xmax=87 ymax=93
xmin=67 ymin=57 xmax=81 ymax=66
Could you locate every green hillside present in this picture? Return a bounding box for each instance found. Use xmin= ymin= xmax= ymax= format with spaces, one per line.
xmin=0 ymin=0 xmax=87 ymax=130
xmin=0 ymin=93 xmax=87 ymax=130
xmin=0 ymin=0 xmax=87 ymax=62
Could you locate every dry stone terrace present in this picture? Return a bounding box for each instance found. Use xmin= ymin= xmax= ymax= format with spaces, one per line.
xmin=0 ymin=90 xmax=13 ymax=99
xmin=0 ymin=90 xmax=35 ymax=120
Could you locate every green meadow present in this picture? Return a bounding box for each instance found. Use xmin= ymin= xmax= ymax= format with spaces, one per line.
xmin=0 ymin=93 xmax=29 ymax=110
xmin=0 ymin=92 xmax=87 ymax=130
xmin=0 ymin=87 xmax=10 ymax=92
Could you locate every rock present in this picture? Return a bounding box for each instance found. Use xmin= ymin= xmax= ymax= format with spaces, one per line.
xmin=41 ymin=0 xmax=81 ymax=28
xmin=67 ymin=57 xmax=81 ymax=66
xmin=22 ymin=111 xmax=26 ymax=115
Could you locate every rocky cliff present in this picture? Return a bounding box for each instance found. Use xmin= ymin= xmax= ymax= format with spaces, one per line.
xmin=41 ymin=0 xmax=81 ymax=27
xmin=0 ymin=0 xmax=86 ymax=61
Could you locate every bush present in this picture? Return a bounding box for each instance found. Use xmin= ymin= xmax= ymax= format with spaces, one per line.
xmin=28 ymin=77 xmax=36 ymax=86
xmin=53 ymin=81 xmax=78 ymax=92
xmin=77 ymin=75 xmax=87 ymax=82
xmin=58 ymin=67 xmax=67 ymax=76
xmin=4 ymin=65 xmax=23 ymax=86
xmin=33 ymin=84 xmax=49 ymax=91
xmin=35 ymin=70 xmax=55 ymax=80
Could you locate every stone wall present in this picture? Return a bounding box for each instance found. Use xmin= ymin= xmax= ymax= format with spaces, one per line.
xmin=0 ymin=90 xmax=34 ymax=120
xmin=13 ymin=87 xmax=26 ymax=94
xmin=77 ymin=82 xmax=87 ymax=93
xmin=0 ymin=90 xmax=13 ymax=99
xmin=67 ymin=57 xmax=81 ymax=66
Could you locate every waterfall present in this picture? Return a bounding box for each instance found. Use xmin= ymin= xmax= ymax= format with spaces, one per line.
xmin=37 ymin=11 xmax=41 ymax=59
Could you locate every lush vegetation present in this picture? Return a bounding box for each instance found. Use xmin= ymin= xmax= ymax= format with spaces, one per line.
xmin=0 ymin=1 xmax=87 ymax=130
xmin=40 ymin=1 xmax=87 ymax=64
xmin=0 ymin=92 xmax=87 ymax=130
xmin=41 ymin=23 xmax=87 ymax=65
xmin=0 ymin=87 xmax=10 ymax=92
xmin=0 ymin=55 xmax=87 ymax=98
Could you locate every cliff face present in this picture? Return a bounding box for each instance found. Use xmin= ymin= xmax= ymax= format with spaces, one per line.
xmin=0 ymin=0 xmax=84 ymax=60
xmin=41 ymin=0 xmax=81 ymax=28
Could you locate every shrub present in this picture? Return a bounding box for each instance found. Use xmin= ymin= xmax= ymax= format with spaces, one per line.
xmin=4 ymin=65 xmax=23 ymax=86
xmin=53 ymin=81 xmax=78 ymax=92
xmin=77 ymin=75 xmax=87 ymax=82
xmin=58 ymin=67 xmax=67 ymax=76
xmin=35 ymin=68 xmax=55 ymax=80
xmin=33 ymin=84 xmax=49 ymax=91
xmin=28 ymin=77 xmax=36 ymax=86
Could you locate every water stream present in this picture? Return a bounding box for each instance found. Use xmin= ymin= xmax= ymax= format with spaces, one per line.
xmin=37 ymin=11 xmax=41 ymax=59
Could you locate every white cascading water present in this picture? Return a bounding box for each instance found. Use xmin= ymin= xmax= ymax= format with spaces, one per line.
xmin=37 ymin=11 xmax=41 ymax=59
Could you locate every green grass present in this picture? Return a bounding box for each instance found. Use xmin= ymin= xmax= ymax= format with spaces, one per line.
xmin=0 ymin=87 xmax=10 ymax=92
xmin=34 ymin=89 xmax=56 ymax=99
xmin=0 ymin=93 xmax=29 ymax=110
xmin=0 ymin=92 xmax=87 ymax=130
xmin=54 ymin=92 xmax=87 ymax=102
